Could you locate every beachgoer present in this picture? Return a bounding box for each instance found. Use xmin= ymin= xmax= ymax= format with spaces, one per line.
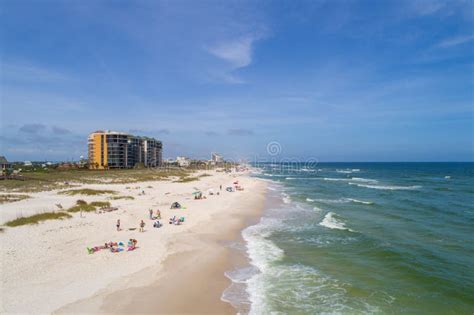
xmin=116 ymin=219 xmax=120 ymax=231
xmin=220 ymin=184 xmax=222 ymax=191
xmin=156 ymin=209 xmax=161 ymax=219
xmin=149 ymin=209 xmax=153 ymax=219
xmin=139 ymin=220 xmax=145 ymax=232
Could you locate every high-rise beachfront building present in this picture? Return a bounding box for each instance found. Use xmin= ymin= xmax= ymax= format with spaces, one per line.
xmin=88 ymin=131 xmax=163 ymax=169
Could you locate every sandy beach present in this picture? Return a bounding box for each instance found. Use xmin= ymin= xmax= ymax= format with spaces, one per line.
xmin=0 ymin=170 xmax=266 ymax=314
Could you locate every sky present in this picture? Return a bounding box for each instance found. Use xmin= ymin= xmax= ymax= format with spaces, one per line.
xmin=1 ymin=0 xmax=473 ymax=162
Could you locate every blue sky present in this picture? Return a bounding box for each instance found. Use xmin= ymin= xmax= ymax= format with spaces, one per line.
xmin=1 ymin=0 xmax=473 ymax=162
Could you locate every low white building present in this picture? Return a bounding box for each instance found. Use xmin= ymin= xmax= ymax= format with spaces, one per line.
xmin=211 ymin=152 xmax=223 ymax=163
xmin=176 ymin=156 xmax=190 ymax=167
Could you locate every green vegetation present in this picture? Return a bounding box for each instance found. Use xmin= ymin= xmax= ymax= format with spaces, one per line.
xmin=109 ymin=195 xmax=135 ymax=200
xmin=0 ymin=168 xmax=194 ymax=193
xmin=66 ymin=200 xmax=110 ymax=213
xmin=199 ymin=173 xmax=212 ymax=177
xmin=89 ymin=201 xmax=111 ymax=208
xmin=5 ymin=212 xmax=72 ymax=227
xmin=59 ymin=188 xmax=117 ymax=196
xmin=66 ymin=201 xmax=96 ymax=213
xmin=0 ymin=194 xmax=30 ymax=204
xmin=174 ymin=176 xmax=200 ymax=183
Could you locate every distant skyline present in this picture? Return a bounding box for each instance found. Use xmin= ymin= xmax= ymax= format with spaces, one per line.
xmin=1 ymin=0 xmax=473 ymax=162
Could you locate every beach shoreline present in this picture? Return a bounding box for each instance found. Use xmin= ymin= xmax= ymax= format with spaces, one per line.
xmin=0 ymin=170 xmax=267 ymax=314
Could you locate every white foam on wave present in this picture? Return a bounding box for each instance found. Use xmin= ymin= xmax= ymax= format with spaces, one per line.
xmin=319 ymin=212 xmax=352 ymax=231
xmin=350 ymin=177 xmax=378 ymax=183
xmin=281 ymin=192 xmax=292 ymax=204
xmin=241 ymin=217 xmax=285 ymax=314
xmin=263 ymin=173 xmax=287 ymax=177
xmin=320 ymin=198 xmax=347 ymax=203
xmin=347 ymin=198 xmax=373 ymax=205
xmin=285 ymin=177 xmax=320 ymax=180
xmin=323 ymin=177 xmax=348 ymax=181
xmin=349 ymin=183 xmax=422 ymax=190
xmin=308 ymin=197 xmax=373 ymax=205
xmin=336 ymin=169 xmax=353 ymax=174
xmin=225 ymin=266 xmax=260 ymax=284
xmin=323 ymin=177 xmax=378 ymax=183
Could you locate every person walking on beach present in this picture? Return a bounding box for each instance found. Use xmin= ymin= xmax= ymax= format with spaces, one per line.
xmin=139 ymin=220 xmax=145 ymax=232
xmin=116 ymin=219 xmax=120 ymax=231
xmin=149 ymin=209 xmax=153 ymax=220
xmin=220 ymin=184 xmax=222 ymax=191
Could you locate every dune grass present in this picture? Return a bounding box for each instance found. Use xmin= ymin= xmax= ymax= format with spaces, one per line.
xmin=5 ymin=212 xmax=72 ymax=227
xmin=174 ymin=176 xmax=200 ymax=183
xmin=0 ymin=194 xmax=31 ymax=204
xmin=89 ymin=201 xmax=111 ymax=208
xmin=108 ymin=195 xmax=135 ymax=200
xmin=0 ymin=168 xmax=195 ymax=193
xmin=59 ymin=188 xmax=117 ymax=196
xmin=66 ymin=200 xmax=110 ymax=213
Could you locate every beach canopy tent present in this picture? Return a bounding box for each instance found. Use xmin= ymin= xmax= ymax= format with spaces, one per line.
xmin=192 ymin=191 xmax=202 ymax=195
xmin=171 ymin=202 xmax=182 ymax=209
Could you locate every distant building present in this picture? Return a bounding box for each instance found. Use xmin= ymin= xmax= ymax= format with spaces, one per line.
xmin=211 ymin=152 xmax=224 ymax=164
xmin=0 ymin=156 xmax=12 ymax=172
xmin=88 ymin=131 xmax=163 ymax=169
xmin=176 ymin=156 xmax=190 ymax=167
xmin=24 ymin=161 xmax=32 ymax=167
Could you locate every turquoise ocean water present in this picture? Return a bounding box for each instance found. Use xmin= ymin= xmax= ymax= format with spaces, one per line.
xmin=222 ymin=163 xmax=474 ymax=314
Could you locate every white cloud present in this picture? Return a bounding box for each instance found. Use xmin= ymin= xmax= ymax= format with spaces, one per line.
xmin=411 ymin=0 xmax=446 ymax=16
xmin=436 ymin=35 xmax=474 ymax=48
xmin=208 ymin=36 xmax=256 ymax=68
xmin=206 ymin=33 xmax=265 ymax=83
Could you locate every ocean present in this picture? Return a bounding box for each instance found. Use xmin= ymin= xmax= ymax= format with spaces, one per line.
xmin=222 ymin=163 xmax=474 ymax=314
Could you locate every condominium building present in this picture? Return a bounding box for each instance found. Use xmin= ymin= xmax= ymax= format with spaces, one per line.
xmin=88 ymin=131 xmax=163 ymax=169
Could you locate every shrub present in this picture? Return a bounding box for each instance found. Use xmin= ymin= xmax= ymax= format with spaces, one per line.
xmin=5 ymin=212 xmax=72 ymax=227
xmin=89 ymin=201 xmax=111 ymax=208
xmin=109 ymin=196 xmax=134 ymax=200
xmin=59 ymin=189 xmax=117 ymax=196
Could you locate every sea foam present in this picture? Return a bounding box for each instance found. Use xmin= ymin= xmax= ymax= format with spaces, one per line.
xmin=319 ymin=212 xmax=352 ymax=231
xmin=349 ymin=183 xmax=422 ymax=190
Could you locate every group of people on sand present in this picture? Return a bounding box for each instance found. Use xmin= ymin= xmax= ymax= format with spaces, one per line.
xmin=87 ymin=238 xmax=138 ymax=254
xmin=149 ymin=209 xmax=161 ymax=220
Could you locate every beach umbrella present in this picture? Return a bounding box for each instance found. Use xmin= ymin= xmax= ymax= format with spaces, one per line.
xmin=192 ymin=191 xmax=201 ymax=195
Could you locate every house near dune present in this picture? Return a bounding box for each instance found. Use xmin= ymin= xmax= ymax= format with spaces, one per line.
xmin=1 ymin=156 xmax=12 ymax=174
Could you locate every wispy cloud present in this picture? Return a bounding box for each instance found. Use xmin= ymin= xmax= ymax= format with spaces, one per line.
xmin=207 ymin=32 xmax=265 ymax=83
xmin=436 ymin=35 xmax=474 ymax=48
xmin=19 ymin=124 xmax=46 ymax=134
xmin=410 ymin=0 xmax=446 ymax=16
xmin=52 ymin=126 xmax=72 ymax=135
xmin=208 ymin=36 xmax=256 ymax=68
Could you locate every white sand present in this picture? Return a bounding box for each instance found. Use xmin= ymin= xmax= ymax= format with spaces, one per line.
xmin=0 ymin=170 xmax=264 ymax=314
